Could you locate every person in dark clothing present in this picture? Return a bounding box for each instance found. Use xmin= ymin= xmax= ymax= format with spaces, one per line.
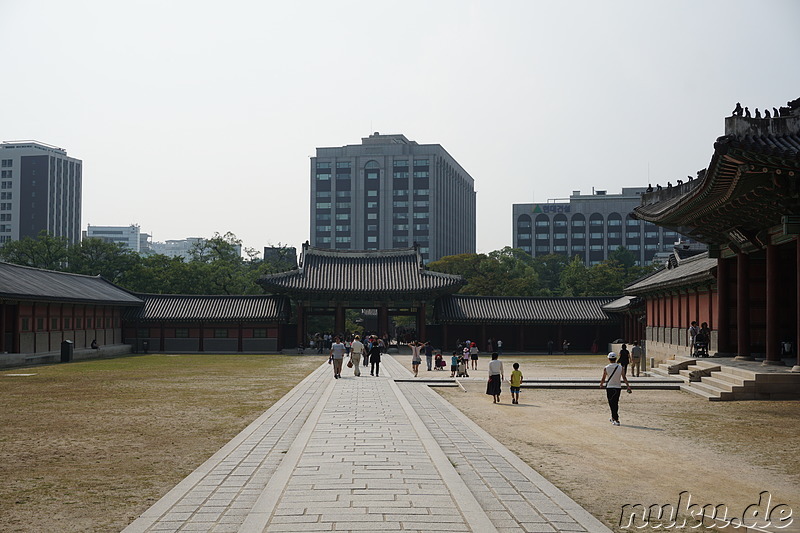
xmin=617 ymin=343 xmax=630 ymax=377
xmin=368 ymin=336 xmax=382 ymax=377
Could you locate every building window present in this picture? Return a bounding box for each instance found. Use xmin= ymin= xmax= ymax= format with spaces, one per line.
xmin=393 ymin=171 xmax=409 ymax=179
xmin=335 ymin=202 xmax=351 ymax=209
xmin=590 ymin=232 xmax=604 ymax=239
xmin=318 ymin=236 xmax=331 ymax=243
xmin=253 ymin=328 xmax=267 ymax=338
xmin=0 ymin=160 xmax=11 ymax=168
xmin=393 ymin=160 xmax=408 ymax=167
xmin=367 ymin=224 xmax=378 ymax=232
xmin=413 ymin=189 xmax=429 ymax=196
xmin=590 ymin=245 xmax=604 ymax=251
xmin=393 ymin=189 xmax=408 ymax=197
xmin=394 ymin=224 xmax=409 ymax=231
xmin=413 ymin=212 xmax=428 ymax=220
xmin=536 ymin=233 xmax=549 ymax=240
xmin=21 ymin=318 xmax=29 ymax=331
xmin=316 ymin=225 xmax=331 ymax=232
xmin=572 ymin=245 xmax=586 ymax=251
xmin=367 ymin=236 xmax=378 ymax=243
xmin=75 ymin=318 xmax=82 ymax=329
xmin=572 ymin=232 xmax=585 ymax=239
xmin=214 ymin=329 xmax=228 ymax=338
xmin=366 ymin=201 xmax=378 ymax=208
xmin=316 ymin=191 xmax=331 ymax=198
xmin=316 ymin=162 xmax=332 ymax=169
xmin=554 ymin=232 xmax=567 ymax=240
xmin=413 ymin=159 xmax=429 ymax=166
xmin=413 ymin=171 xmax=429 ymax=178
xmin=367 ymin=213 xmax=377 ymax=220
xmin=393 ymin=237 xmax=409 ymax=246
xmin=367 ymin=190 xmax=378 ymax=197
xmin=535 ymin=245 xmax=550 ymax=253
xmin=335 ymin=213 xmax=349 ymax=220
xmin=335 ymin=236 xmax=351 ymax=243
xmin=393 ymin=212 xmax=409 ymax=220
xmin=316 ymin=213 xmax=331 ymax=221
xmin=85 ymin=317 xmax=92 ymax=328
xmin=315 ymin=202 xmax=331 ymax=209
xmin=335 ymin=191 xmax=350 ymax=198
xmin=63 ymin=318 xmax=71 ymax=329
xmin=51 ymin=318 xmax=59 ymax=330
xmin=413 ymin=201 xmax=429 ymax=208
xmin=335 ymin=225 xmax=350 ymax=232
xmin=393 ymin=201 xmax=408 ymax=208
xmin=336 ymin=161 xmax=351 ymax=168
xmin=316 ymin=173 xmax=330 ymax=180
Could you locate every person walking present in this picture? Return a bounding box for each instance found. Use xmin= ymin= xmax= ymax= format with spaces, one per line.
xmin=600 ymin=351 xmax=631 ymax=426
xmin=329 ymin=336 xmax=346 ymax=379
xmin=350 ymin=335 xmax=364 ymax=377
xmin=688 ymin=320 xmax=700 ymax=355
xmin=424 ymin=341 xmax=433 ymax=371
xmin=618 ymin=343 xmax=630 ymax=377
xmin=486 ymin=352 xmax=504 ymax=404
xmin=562 ymin=339 xmax=570 ymax=355
xmin=630 ymin=341 xmax=643 ymax=377
xmin=369 ymin=336 xmax=382 ymax=377
xmin=496 ymin=339 xmax=503 ymax=355
xmin=509 ymin=362 xmax=523 ymax=404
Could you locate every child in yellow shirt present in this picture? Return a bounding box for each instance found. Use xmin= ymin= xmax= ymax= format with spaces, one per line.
xmin=509 ymin=362 xmax=523 ymax=404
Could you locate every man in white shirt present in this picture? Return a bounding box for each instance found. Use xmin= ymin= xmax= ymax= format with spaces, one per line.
xmin=329 ymin=336 xmax=346 ymax=379
xmin=600 ymin=352 xmax=631 ymax=426
xmin=350 ymin=335 xmax=364 ymax=377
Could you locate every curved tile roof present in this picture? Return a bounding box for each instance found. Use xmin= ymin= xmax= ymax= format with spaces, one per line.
xmin=0 ymin=261 xmax=142 ymax=305
xmin=258 ymin=245 xmax=465 ymax=298
xmin=435 ymin=295 xmax=619 ymax=325
xmin=624 ymin=252 xmax=716 ymax=294
xmin=124 ymin=294 xmax=290 ymax=322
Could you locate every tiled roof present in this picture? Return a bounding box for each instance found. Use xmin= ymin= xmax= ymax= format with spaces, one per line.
xmin=435 ymin=295 xmax=619 ymax=325
xmin=624 ymin=252 xmax=716 ymax=294
xmin=0 ymin=261 xmax=142 ymax=305
xmin=602 ymin=295 xmax=642 ymax=312
xmin=258 ymin=245 xmax=465 ymax=298
xmin=124 ymin=294 xmax=290 ymax=322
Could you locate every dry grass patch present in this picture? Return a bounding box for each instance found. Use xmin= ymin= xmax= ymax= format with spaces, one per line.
xmin=0 ymin=353 xmax=324 ymax=533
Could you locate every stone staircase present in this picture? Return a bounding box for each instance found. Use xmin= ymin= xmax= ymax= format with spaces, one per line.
xmin=651 ymin=355 xmax=800 ymax=401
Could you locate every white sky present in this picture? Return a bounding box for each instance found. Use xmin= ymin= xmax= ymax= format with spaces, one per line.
xmin=2 ymin=0 xmax=799 ymax=255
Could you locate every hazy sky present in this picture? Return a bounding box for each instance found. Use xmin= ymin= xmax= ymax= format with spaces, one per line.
xmin=2 ymin=0 xmax=798 ymax=255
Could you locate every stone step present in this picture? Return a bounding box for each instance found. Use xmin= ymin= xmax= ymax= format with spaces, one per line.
xmin=679 ymin=383 xmax=723 ymax=401
xmin=682 ymin=380 xmax=732 ymax=399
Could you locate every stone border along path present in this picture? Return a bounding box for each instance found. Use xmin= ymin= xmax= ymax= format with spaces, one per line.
xmin=124 ymin=356 xmax=611 ymax=533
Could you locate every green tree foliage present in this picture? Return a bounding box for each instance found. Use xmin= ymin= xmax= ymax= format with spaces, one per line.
xmin=428 ymin=247 xmax=540 ymax=296
xmin=0 ymin=231 xmax=69 ymax=270
xmin=68 ymin=238 xmax=140 ymax=284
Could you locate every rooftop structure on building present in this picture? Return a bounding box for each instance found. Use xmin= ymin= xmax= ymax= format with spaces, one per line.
xmin=310 ymin=133 xmax=476 ymax=262
xmin=0 ymin=140 xmax=82 ymax=245
xmin=513 ymin=187 xmax=698 ymax=266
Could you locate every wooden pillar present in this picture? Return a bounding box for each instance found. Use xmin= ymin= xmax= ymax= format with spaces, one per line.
xmin=160 ymin=323 xmax=165 ymax=352
xmin=794 ymin=239 xmax=800 ymax=372
xmin=717 ymin=258 xmax=731 ymax=353
xmin=0 ymin=303 xmax=5 ymax=353
xmin=335 ymin=305 xmax=345 ymax=336
xmin=736 ymin=253 xmax=753 ymax=360
xmin=417 ymin=303 xmax=427 ymax=342
xmin=296 ymin=303 xmax=305 ymax=347
xmin=442 ymin=324 xmax=449 ymax=352
xmin=238 ymin=323 xmax=244 ymax=353
xmin=199 ymin=323 xmax=205 ymax=352
xmin=764 ymin=243 xmax=783 ymax=365
xmin=378 ymin=306 xmax=389 ymax=338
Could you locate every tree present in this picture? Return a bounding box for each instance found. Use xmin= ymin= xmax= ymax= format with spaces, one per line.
xmin=531 ymin=253 xmax=570 ymax=296
xmin=428 ymin=248 xmax=540 ymax=296
xmin=0 ymin=231 xmax=69 ymax=270
xmin=68 ymin=238 xmax=140 ymax=284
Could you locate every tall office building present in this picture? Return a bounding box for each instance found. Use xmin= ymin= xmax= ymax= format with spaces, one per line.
xmin=0 ymin=141 xmax=82 ymax=245
xmin=310 ymin=133 xmax=476 ymax=262
xmin=513 ymin=187 xmax=691 ymax=266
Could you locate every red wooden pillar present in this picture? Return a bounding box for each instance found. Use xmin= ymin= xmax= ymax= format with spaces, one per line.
xmin=717 ymin=258 xmax=730 ymax=354
xmin=417 ymin=303 xmax=427 ymax=342
xmin=794 ymin=239 xmax=800 ymax=372
xmin=736 ymin=253 xmax=753 ymax=359
xmin=296 ymin=303 xmax=305 ymax=347
xmin=335 ymin=305 xmax=345 ymax=336
xmin=764 ymin=243 xmax=783 ymax=364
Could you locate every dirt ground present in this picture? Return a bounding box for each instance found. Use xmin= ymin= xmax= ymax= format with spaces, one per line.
xmin=0 ymin=354 xmax=325 ymax=533
xmin=435 ymin=354 xmax=800 ymax=532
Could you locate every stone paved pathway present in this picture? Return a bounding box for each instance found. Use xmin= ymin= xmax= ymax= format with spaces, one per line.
xmin=123 ymin=356 xmax=611 ymax=533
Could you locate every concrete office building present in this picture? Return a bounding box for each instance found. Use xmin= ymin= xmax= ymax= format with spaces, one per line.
xmin=513 ymin=187 xmax=686 ymax=266
xmin=85 ymin=224 xmax=151 ymax=253
xmin=0 ymin=141 xmax=82 ymax=245
xmin=310 ymin=133 xmax=476 ymax=262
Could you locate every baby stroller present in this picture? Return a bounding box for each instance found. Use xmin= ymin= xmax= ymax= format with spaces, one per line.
xmin=457 ymin=355 xmax=469 ymax=378
xmin=693 ymin=332 xmax=709 ymax=357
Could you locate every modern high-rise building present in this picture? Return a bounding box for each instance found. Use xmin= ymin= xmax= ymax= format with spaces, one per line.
xmin=0 ymin=141 xmax=82 ymax=244
xmin=513 ymin=187 xmax=692 ymax=266
xmin=85 ymin=224 xmax=152 ymax=253
xmin=310 ymin=133 xmax=476 ymax=262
